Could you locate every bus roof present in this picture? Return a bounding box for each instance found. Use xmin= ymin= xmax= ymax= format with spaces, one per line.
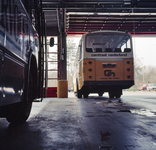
xmin=83 ymin=30 xmax=131 ymax=36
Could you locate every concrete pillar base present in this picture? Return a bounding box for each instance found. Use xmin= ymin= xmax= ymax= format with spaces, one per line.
xmin=57 ymin=80 xmax=68 ymax=98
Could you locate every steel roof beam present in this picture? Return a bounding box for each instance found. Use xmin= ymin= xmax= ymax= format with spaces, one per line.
xmin=42 ymin=0 xmax=156 ymax=35
xmin=66 ymin=24 xmax=156 ymax=27
xmin=67 ymin=27 xmax=156 ymax=30
xmin=69 ymin=21 xmax=156 ymax=25
xmin=66 ymin=9 xmax=156 ymax=13
xmin=42 ymin=1 xmax=156 ymax=7
xmin=67 ymin=19 xmax=156 ymax=22
xmin=68 ymin=28 xmax=156 ymax=33
xmin=68 ymin=15 xmax=156 ymax=19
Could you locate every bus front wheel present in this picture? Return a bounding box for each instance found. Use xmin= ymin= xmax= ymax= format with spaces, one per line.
xmin=6 ymin=101 xmax=32 ymax=124
xmin=6 ymin=71 xmax=34 ymax=124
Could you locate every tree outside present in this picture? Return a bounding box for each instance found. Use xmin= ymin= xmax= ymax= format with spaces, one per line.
xmin=67 ymin=38 xmax=77 ymax=90
xmin=132 ymin=57 xmax=156 ymax=91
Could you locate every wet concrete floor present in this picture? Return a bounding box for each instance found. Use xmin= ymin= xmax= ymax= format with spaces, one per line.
xmin=0 ymin=91 xmax=156 ymax=150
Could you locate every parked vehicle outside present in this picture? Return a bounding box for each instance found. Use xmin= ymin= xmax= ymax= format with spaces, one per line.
xmin=147 ymin=84 xmax=156 ymax=91
xmin=139 ymin=84 xmax=147 ymax=91
xmin=68 ymin=86 xmax=73 ymax=92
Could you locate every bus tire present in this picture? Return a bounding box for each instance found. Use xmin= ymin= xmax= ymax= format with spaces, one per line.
xmin=6 ymin=101 xmax=32 ymax=124
xmin=109 ymin=91 xmax=114 ymax=99
xmin=115 ymin=94 xmax=121 ymax=98
xmin=77 ymin=91 xmax=82 ymax=98
xmin=115 ymin=89 xmax=122 ymax=98
xmin=83 ymin=93 xmax=88 ymax=98
xmin=98 ymin=92 xmax=103 ymax=96
xmin=77 ymin=83 xmax=82 ymax=98
xmin=6 ymin=70 xmax=34 ymax=124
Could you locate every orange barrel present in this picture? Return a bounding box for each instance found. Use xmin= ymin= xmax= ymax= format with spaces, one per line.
xmin=57 ymin=80 xmax=68 ymax=98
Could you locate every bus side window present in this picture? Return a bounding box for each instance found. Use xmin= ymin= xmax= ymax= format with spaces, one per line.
xmin=77 ymin=47 xmax=80 ymax=61
xmin=105 ymin=48 xmax=112 ymax=52
xmin=86 ymin=48 xmax=92 ymax=52
xmin=79 ymin=40 xmax=82 ymax=60
xmin=114 ymin=48 xmax=121 ymax=52
xmin=78 ymin=46 xmax=82 ymax=60
xmin=124 ymin=48 xmax=131 ymax=52
xmin=96 ymin=48 xmax=102 ymax=52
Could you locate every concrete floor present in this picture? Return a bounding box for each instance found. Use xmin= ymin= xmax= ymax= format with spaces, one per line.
xmin=0 ymin=91 xmax=156 ymax=150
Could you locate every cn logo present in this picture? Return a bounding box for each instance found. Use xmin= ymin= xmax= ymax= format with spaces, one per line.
xmin=104 ymin=70 xmax=115 ymax=77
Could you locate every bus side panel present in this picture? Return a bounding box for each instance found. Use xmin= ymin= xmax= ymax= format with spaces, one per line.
xmin=0 ymin=1 xmax=37 ymax=107
xmin=78 ymin=60 xmax=83 ymax=89
xmin=0 ymin=50 xmax=3 ymax=106
xmin=73 ymin=82 xmax=77 ymax=93
xmin=123 ymin=59 xmax=134 ymax=80
xmin=1 ymin=54 xmax=25 ymax=105
xmin=95 ymin=60 xmax=124 ymax=81
xmin=83 ymin=59 xmax=95 ymax=81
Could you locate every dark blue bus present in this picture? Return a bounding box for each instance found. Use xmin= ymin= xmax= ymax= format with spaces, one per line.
xmin=0 ymin=0 xmax=43 ymax=124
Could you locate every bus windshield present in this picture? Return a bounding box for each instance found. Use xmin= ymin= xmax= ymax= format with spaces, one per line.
xmin=86 ymin=33 xmax=131 ymax=53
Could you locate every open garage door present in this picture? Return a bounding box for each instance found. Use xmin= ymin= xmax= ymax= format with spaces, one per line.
xmin=44 ymin=37 xmax=59 ymax=97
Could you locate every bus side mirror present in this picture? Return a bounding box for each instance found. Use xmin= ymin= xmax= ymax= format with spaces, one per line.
xmin=50 ymin=37 xmax=54 ymax=47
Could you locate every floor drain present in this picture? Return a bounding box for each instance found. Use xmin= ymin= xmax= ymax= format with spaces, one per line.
xmin=99 ymin=145 xmax=113 ymax=149
xmin=118 ymin=110 xmax=131 ymax=112
xmin=99 ymin=132 xmax=113 ymax=149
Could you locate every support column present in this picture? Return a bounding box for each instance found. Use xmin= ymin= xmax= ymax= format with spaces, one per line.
xmin=59 ymin=9 xmax=67 ymax=80
xmin=57 ymin=9 xmax=68 ymax=98
xmin=60 ymin=32 xmax=67 ymax=80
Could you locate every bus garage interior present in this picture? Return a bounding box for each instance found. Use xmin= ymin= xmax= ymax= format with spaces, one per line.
xmin=25 ymin=0 xmax=156 ymax=99
xmin=1 ymin=1 xmax=156 ymax=150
